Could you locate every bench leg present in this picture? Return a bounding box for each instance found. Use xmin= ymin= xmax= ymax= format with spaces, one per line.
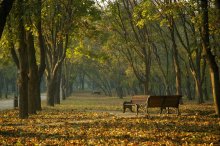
xmin=123 ymin=106 xmax=125 ymax=113
xmin=136 ymin=105 xmax=139 ymax=115
xmin=167 ymin=107 xmax=170 ymax=114
xmin=160 ymin=108 xmax=163 ymax=114
xmin=177 ymin=108 xmax=180 ymax=115
xmin=145 ymin=107 xmax=150 ymax=118
xmin=129 ymin=106 xmax=133 ymax=112
xmin=145 ymin=107 xmax=148 ymax=114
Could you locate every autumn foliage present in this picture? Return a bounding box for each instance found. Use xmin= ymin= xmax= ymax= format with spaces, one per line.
xmin=0 ymin=93 xmax=220 ymax=145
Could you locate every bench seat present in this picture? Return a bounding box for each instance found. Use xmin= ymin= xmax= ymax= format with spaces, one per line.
xmin=146 ymin=95 xmax=182 ymax=115
xmin=123 ymin=95 xmax=182 ymax=115
xmin=123 ymin=95 xmax=149 ymax=115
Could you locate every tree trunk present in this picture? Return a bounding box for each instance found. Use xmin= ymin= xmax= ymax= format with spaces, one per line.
xmin=0 ymin=0 xmax=15 ymax=38
xmin=36 ymin=0 xmax=46 ymax=111
xmin=169 ymin=17 xmax=182 ymax=96
xmin=0 ymin=74 xmax=2 ymax=98
xmin=54 ymin=67 xmax=61 ymax=104
xmin=46 ymin=76 xmax=55 ymax=106
xmin=186 ymin=73 xmax=192 ymax=100
xmin=116 ymin=86 xmax=123 ymax=98
xmin=61 ymin=67 xmax=66 ymax=100
xmin=61 ymin=82 xmax=66 ymax=100
xmin=61 ymin=63 xmax=67 ymax=100
xmin=4 ymin=78 xmax=8 ymax=99
xmin=79 ymin=70 xmax=85 ymax=90
xmin=201 ymin=0 xmax=220 ymax=117
xmin=215 ymin=0 xmax=220 ymax=10
xmin=27 ymin=31 xmax=38 ymax=114
xmin=194 ymin=78 xmax=204 ymax=103
xmin=203 ymin=76 xmax=209 ymax=100
xmin=17 ymin=0 xmax=28 ymax=119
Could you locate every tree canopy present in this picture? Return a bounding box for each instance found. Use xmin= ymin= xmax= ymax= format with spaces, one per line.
xmin=0 ymin=0 xmax=219 ymax=118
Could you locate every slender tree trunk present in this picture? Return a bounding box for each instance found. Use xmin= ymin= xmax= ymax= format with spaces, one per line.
xmin=201 ymin=0 xmax=220 ymax=117
xmin=17 ymin=0 xmax=28 ymax=119
xmin=203 ymin=76 xmax=209 ymax=100
xmin=170 ymin=24 xmax=182 ymax=95
xmin=194 ymin=78 xmax=203 ymax=103
xmin=27 ymin=31 xmax=38 ymax=114
xmin=166 ymin=0 xmax=182 ymax=96
xmin=61 ymin=78 xmax=66 ymax=100
xmin=61 ymin=61 xmax=69 ymax=100
xmin=36 ymin=0 xmax=46 ymax=111
xmin=186 ymin=72 xmax=192 ymax=100
xmin=0 ymin=74 xmax=2 ymax=98
xmin=54 ymin=67 xmax=61 ymax=104
xmin=4 ymin=78 xmax=8 ymax=99
xmin=176 ymin=9 xmax=204 ymax=102
xmin=61 ymin=63 xmax=66 ymax=100
xmin=46 ymin=76 xmax=55 ymax=106
xmin=143 ymin=47 xmax=151 ymax=95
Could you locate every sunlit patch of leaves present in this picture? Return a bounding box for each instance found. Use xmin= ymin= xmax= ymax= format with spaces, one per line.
xmin=0 ymin=101 xmax=220 ymax=145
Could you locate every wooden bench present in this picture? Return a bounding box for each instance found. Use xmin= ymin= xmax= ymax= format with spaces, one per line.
xmin=146 ymin=95 xmax=182 ymax=115
xmin=123 ymin=95 xmax=149 ymax=115
xmin=92 ymin=91 xmax=101 ymax=95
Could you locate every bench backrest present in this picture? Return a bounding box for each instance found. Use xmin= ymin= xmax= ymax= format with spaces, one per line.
xmin=131 ymin=95 xmax=149 ymax=104
xmin=147 ymin=95 xmax=182 ymax=108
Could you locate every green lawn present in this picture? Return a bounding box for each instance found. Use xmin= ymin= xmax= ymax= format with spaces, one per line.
xmin=0 ymin=92 xmax=219 ymax=145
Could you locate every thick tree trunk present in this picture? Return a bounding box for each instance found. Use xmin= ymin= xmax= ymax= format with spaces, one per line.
xmin=201 ymin=0 xmax=220 ymax=117
xmin=17 ymin=0 xmax=28 ymax=119
xmin=27 ymin=31 xmax=38 ymax=114
xmin=0 ymin=0 xmax=15 ymax=38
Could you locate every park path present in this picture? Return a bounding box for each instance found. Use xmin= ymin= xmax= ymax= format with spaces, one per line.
xmin=0 ymin=94 xmax=46 ymax=111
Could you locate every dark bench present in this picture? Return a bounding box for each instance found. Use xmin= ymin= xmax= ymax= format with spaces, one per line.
xmin=123 ymin=95 xmax=149 ymax=115
xmin=146 ymin=95 xmax=182 ymax=115
xmin=92 ymin=91 xmax=101 ymax=95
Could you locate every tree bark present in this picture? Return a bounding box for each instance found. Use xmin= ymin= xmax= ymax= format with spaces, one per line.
xmin=201 ymin=0 xmax=220 ymax=117
xmin=0 ymin=0 xmax=15 ymax=38
xmin=176 ymin=11 xmax=205 ymax=102
xmin=46 ymin=76 xmax=55 ymax=106
xmin=36 ymin=0 xmax=46 ymax=111
xmin=215 ymin=0 xmax=220 ymax=10
xmin=54 ymin=67 xmax=61 ymax=104
xmin=27 ymin=31 xmax=38 ymax=114
xmin=169 ymin=18 xmax=182 ymax=96
xmin=17 ymin=0 xmax=28 ymax=119
xmin=186 ymin=70 xmax=192 ymax=100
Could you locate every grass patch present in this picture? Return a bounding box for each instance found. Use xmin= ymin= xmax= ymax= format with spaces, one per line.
xmin=0 ymin=92 xmax=220 ymax=145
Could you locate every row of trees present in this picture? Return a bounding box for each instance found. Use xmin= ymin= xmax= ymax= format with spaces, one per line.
xmin=71 ymin=0 xmax=220 ymax=115
xmin=0 ymin=0 xmax=220 ymax=118
xmin=0 ymin=0 xmax=100 ymax=118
